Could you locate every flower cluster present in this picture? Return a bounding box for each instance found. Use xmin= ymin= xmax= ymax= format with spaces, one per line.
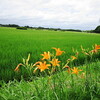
xmin=14 ymin=48 xmax=64 ymax=75
xmin=14 ymin=44 xmax=100 ymax=76
xmin=81 ymin=44 xmax=100 ymax=56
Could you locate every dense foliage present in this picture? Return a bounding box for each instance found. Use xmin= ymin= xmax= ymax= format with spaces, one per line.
xmin=0 ymin=24 xmax=19 ymax=27
xmin=94 ymin=25 xmax=100 ymax=33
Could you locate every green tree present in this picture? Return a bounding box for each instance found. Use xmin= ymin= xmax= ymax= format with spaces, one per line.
xmin=94 ymin=25 xmax=100 ymax=33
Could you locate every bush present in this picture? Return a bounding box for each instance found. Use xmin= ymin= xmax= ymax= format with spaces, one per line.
xmin=16 ymin=27 xmax=27 ymax=30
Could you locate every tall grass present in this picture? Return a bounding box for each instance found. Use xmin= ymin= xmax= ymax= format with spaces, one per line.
xmin=0 ymin=61 xmax=100 ymax=100
xmin=0 ymin=27 xmax=100 ymax=81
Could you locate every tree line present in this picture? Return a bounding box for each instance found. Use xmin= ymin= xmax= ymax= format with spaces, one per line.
xmin=0 ymin=24 xmax=100 ymax=33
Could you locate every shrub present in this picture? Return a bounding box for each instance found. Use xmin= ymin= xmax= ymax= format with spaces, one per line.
xmin=16 ymin=27 xmax=27 ymax=30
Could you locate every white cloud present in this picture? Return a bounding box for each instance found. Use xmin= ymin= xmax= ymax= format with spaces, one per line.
xmin=0 ymin=0 xmax=100 ymax=30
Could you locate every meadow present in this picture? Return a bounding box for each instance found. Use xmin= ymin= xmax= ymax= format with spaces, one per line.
xmin=0 ymin=27 xmax=100 ymax=100
xmin=0 ymin=27 xmax=100 ymax=81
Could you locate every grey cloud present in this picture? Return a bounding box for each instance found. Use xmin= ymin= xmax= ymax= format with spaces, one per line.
xmin=0 ymin=0 xmax=100 ymax=30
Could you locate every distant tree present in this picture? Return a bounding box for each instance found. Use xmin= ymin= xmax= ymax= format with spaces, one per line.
xmin=25 ymin=26 xmax=30 ymax=28
xmin=60 ymin=29 xmax=82 ymax=32
xmin=0 ymin=24 xmax=19 ymax=27
xmin=8 ymin=24 xmax=19 ymax=27
xmin=94 ymin=25 xmax=100 ymax=33
xmin=38 ymin=27 xmax=45 ymax=29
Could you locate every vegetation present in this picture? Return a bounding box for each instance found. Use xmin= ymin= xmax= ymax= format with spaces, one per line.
xmin=0 ymin=61 xmax=100 ymax=100
xmin=0 ymin=24 xmax=82 ymax=32
xmin=0 ymin=45 xmax=100 ymax=100
xmin=0 ymin=27 xmax=100 ymax=82
xmin=94 ymin=25 xmax=100 ymax=33
xmin=0 ymin=27 xmax=100 ymax=99
xmin=16 ymin=27 xmax=27 ymax=30
xmin=0 ymin=24 xmax=19 ymax=27
xmin=61 ymin=29 xmax=82 ymax=32
xmin=1 ymin=24 xmax=100 ymax=33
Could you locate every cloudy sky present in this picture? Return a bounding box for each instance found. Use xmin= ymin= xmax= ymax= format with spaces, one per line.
xmin=0 ymin=0 xmax=100 ymax=30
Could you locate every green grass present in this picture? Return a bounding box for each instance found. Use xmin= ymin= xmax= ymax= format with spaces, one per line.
xmin=0 ymin=27 xmax=100 ymax=81
xmin=0 ymin=27 xmax=100 ymax=100
xmin=0 ymin=61 xmax=100 ymax=100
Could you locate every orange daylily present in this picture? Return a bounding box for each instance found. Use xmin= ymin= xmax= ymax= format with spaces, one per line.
xmin=71 ymin=56 xmax=77 ymax=60
xmin=33 ymin=67 xmax=38 ymax=73
xmin=50 ymin=58 xmax=60 ymax=67
xmin=95 ymin=44 xmax=100 ymax=50
xmin=32 ymin=61 xmax=40 ymax=67
xmin=53 ymin=47 xmax=64 ymax=56
xmin=90 ymin=49 xmax=98 ymax=53
xmin=65 ymin=66 xmax=71 ymax=73
xmin=37 ymin=61 xmax=51 ymax=72
xmin=14 ymin=63 xmax=23 ymax=71
xmin=89 ymin=44 xmax=100 ymax=54
xmin=71 ymin=67 xmax=82 ymax=75
xmin=41 ymin=51 xmax=50 ymax=60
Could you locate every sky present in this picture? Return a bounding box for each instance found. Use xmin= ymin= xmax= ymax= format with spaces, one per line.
xmin=0 ymin=0 xmax=100 ymax=30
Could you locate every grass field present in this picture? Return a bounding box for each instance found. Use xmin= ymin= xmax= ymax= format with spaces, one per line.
xmin=0 ymin=27 xmax=100 ymax=81
xmin=0 ymin=61 xmax=100 ymax=100
xmin=0 ymin=27 xmax=100 ymax=100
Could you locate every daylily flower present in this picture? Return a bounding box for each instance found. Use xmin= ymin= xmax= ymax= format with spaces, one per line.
xmin=14 ymin=63 xmax=23 ymax=71
xmin=65 ymin=66 xmax=71 ymax=73
xmin=41 ymin=51 xmax=50 ymax=60
xmin=37 ymin=61 xmax=51 ymax=72
xmin=90 ymin=49 xmax=98 ymax=53
xmin=32 ymin=61 xmax=40 ymax=67
xmin=53 ymin=47 xmax=64 ymax=56
xmin=71 ymin=67 xmax=82 ymax=75
xmin=71 ymin=56 xmax=77 ymax=60
xmin=95 ymin=44 xmax=100 ymax=50
xmin=33 ymin=67 xmax=38 ymax=73
xmin=50 ymin=58 xmax=60 ymax=67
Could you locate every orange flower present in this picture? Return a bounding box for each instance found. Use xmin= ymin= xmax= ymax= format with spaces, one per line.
xmin=71 ymin=67 xmax=82 ymax=75
xmin=50 ymin=58 xmax=60 ymax=67
xmin=95 ymin=44 xmax=100 ymax=50
xmin=53 ymin=47 xmax=64 ymax=56
xmin=90 ymin=49 xmax=98 ymax=53
xmin=37 ymin=61 xmax=51 ymax=72
xmin=33 ymin=67 xmax=38 ymax=73
xmin=32 ymin=61 xmax=40 ymax=67
xmin=14 ymin=64 xmax=23 ymax=71
xmin=41 ymin=51 xmax=50 ymax=60
xmin=71 ymin=56 xmax=77 ymax=60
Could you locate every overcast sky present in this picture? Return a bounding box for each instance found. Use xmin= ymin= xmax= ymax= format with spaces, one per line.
xmin=0 ymin=0 xmax=100 ymax=30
